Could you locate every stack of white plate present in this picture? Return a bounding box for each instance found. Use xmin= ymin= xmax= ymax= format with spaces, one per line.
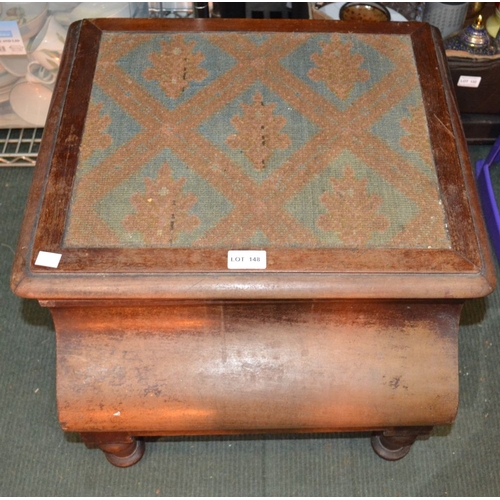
xmin=0 ymin=62 xmax=20 ymax=104
xmin=0 ymin=3 xmax=49 ymax=126
xmin=0 ymin=2 xmax=142 ymax=128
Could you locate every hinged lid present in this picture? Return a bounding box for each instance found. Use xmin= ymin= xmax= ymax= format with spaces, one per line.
xmin=11 ymin=19 xmax=496 ymax=300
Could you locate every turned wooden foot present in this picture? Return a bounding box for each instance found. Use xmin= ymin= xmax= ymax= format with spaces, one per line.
xmin=80 ymin=432 xmax=145 ymax=468
xmin=371 ymin=427 xmax=433 ymax=461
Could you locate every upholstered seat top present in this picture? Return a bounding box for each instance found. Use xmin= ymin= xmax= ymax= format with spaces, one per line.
xmin=65 ymin=31 xmax=449 ymax=250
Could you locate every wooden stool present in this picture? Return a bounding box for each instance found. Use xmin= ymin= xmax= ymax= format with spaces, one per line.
xmin=11 ymin=19 xmax=495 ymax=467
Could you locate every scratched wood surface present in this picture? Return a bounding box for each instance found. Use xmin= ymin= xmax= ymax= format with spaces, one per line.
xmin=54 ymin=300 xmax=461 ymax=433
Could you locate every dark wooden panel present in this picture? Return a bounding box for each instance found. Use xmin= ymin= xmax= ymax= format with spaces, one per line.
xmin=54 ymin=300 xmax=461 ymax=433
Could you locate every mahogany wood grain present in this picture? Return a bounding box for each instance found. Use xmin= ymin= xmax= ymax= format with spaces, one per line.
xmin=54 ymin=300 xmax=461 ymax=434
xmin=10 ymin=19 xmax=496 ymax=466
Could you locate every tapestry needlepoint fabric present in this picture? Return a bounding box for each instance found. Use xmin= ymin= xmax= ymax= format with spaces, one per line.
xmin=65 ymin=32 xmax=450 ymax=250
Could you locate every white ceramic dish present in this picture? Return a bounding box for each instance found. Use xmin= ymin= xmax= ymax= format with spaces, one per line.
xmin=9 ymin=80 xmax=53 ymax=126
xmin=320 ymin=2 xmax=407 ymax=22
xmin=0 ymin=83 xmax=17 ymax=103
xmin=47 ymin=2 xmax=79 ymax=13
xmin=54 ymin=2 xmax=133 ymax=26
xmin=0 ymin=54 xmax=29 ymax=77
xmin=0 ymin=68 xmax=20 ymax=88
xmin=0 ymin=103 xmax=34 ymax=126
xmin=0 ymin=3 xmax=49 ymax=40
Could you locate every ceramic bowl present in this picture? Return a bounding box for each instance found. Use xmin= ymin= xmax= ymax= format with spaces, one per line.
xmin=0 ymin=3 xmax=48 ymax=40
xmin=319 ymin=2 xmax=407 ymax=21
xmin=9 ymin=80 xmax=53 ymax=126
xmin=0 ymin=54 xmax=29 ymax=77
xmin=339 ymin=2 xmax=391 ymax=22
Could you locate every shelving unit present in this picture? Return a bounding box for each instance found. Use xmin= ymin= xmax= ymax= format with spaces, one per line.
xmin=0 ymin=128 xmax=43 ymax=168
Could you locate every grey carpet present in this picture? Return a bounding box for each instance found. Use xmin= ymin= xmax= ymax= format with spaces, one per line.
xmin=1 ymin=145 xmax=499 ymax=496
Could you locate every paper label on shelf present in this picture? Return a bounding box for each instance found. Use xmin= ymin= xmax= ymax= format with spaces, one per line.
xmin=0 ymin=21 xmax=26 ymax=55
xmin=457 ymin=75 xmax=481 ymax=88
xmin=35 ymin=251 xmax=62 ymax=269
xmin=227 ymin=250 xmax=267 ymax=269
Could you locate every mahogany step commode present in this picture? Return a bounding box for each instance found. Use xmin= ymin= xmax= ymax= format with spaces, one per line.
xmin=11 ymin=18 xmax=495 ymax=467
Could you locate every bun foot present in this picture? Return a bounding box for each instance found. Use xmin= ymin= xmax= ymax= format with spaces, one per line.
xmin=371 ymin=433 xmax=413 ymax=461
xmin=80 ymin=432 xmax=146 ymax=468
xmin=103 ymin=437 xmax=145 ymax=468
xmin=371 ymin=427 xmax=433 ymax=461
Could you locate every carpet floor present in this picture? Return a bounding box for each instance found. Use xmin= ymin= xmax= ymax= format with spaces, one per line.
xmin=1 ymin=145 xmax=499 ymax=496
